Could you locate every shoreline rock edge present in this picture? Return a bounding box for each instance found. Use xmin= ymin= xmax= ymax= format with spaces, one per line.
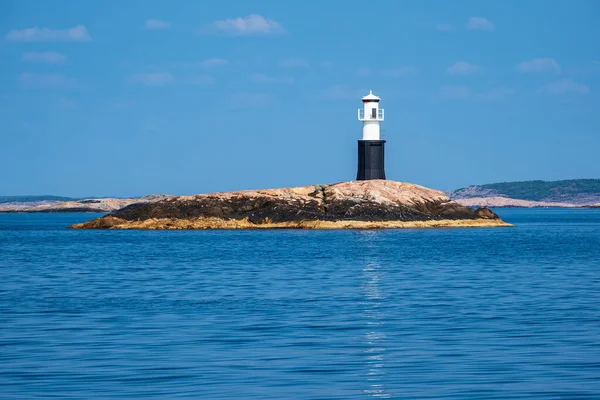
xmin=70 ymin=180 xmax=512 ymax=230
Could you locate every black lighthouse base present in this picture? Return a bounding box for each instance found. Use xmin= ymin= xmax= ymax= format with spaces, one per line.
xmin=357 ymin=140 xmax=386 ymax=180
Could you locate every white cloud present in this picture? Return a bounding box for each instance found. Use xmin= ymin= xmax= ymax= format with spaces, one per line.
xmin=22 ymin=52 xmax=66 ymax=63
xmin=466 ymin=17 xmax=494 ymax=31
xmin=130 ymin=72 xmax=174 ymax=86
xmin=540 ymin=79 xmax=590 ymax=95
xmin=228 ymin=93 xmax=273 ymax=108
xmin=437 ymin=23 xmax=453 ymax=32
xmin=144 ymin=19 xmax=171 ymax=30
xmin=252 ymin=73 xmax=293 ymax=84
xmin=440 ymin=85 xmax=470 ymax=99
xmin=200 ymin=58 xmax=229 ymax=67
xmin=447 ymin=61 xmax=480 ymax=75
xmin=19 ymin=73 xmax=73 ymax=89
xmin=278 ymin=58 xmax=309 ymax=68
xmin=384 ymin=66 xmax=418 ymax=77
xmin=6 ymin=25 xmax=91 ymax=42
xmin=206 ymin=14 xmax=284 ymax=36
xmin=517 ymin=58 xmax=561 ymax=74
xmin=321 ymin=85 xmax=365 ymax=100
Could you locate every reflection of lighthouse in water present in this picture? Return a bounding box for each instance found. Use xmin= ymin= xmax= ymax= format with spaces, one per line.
xmin=359 ymin=232 xmax=391 ymax=398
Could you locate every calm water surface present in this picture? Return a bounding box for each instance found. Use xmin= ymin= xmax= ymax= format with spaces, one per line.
xmin=1 ymin=209 xmax=599 ymax=399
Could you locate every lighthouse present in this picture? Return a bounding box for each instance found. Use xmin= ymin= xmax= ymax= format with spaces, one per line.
xmin=356 ymin=90 xmax=386 ymax=180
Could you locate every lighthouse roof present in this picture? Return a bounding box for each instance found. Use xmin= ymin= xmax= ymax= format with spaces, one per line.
xmin=362 ymin=90 xmax=380 ymax=102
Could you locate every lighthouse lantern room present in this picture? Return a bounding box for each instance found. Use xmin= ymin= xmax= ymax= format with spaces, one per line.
xmin=357 ymin=90 xmax=384 ymax=140
xmin=356 ymin=90 xmax=386 ymax=180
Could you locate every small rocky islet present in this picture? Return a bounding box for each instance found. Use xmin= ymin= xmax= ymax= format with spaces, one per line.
xmin=70 ymin=180 xmax=510 ymax=230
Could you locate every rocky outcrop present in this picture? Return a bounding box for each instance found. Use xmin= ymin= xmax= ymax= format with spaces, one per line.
xmin=71 ymin=180 xmax=510 ymax=230
xmin=455 ymin=196 xmax=576 ymax=208
xmin=446 ymin=186 xmax=501 ymax=200
xmin=0 ymin=194 xmax=172 ymax=213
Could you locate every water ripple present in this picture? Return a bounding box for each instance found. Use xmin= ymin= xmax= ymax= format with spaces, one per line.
xmin=0 ymin=209 xmax=599 ymax=398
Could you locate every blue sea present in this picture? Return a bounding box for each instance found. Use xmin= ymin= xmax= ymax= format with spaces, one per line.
xmin=1 ymin=209 xmax=599 ymax=399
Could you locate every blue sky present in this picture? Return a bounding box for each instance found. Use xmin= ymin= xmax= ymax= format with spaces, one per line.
xmin=1 ymin=0 xmax=599 ymax=197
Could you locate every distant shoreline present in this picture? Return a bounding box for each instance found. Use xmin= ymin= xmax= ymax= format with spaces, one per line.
xmin=447 ymin=178 xmax=600 ymax=207
xmin=453 ymin=197 xmax=599 ymax=208
xmin=0 ymin=195 xmax=171 ymax=214
xmin=3 ymin=178 xmax=599 ymax=213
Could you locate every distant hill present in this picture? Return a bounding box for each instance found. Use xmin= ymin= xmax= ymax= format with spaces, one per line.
xmin=0 ymin=195 xmax=76 ymax=204
xmin=448 ymin=179 xmax=600 ymax=205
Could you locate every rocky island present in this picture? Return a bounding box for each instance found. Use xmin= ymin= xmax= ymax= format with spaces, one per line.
xmin=71 ymin=180 xmax=510 ymax=230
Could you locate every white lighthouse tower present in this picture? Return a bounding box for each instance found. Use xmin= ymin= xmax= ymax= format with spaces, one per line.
xmin=358 ymin=90 xmax=384 ymax=140
xmin=356 ymin=90 xmax=386 ymax=180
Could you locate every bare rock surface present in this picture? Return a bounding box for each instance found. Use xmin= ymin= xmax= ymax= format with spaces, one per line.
xmin=71 ymin=180 xmax=510 ymax=230
xmin=455 ymin=197 xmax=576 ymax=208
